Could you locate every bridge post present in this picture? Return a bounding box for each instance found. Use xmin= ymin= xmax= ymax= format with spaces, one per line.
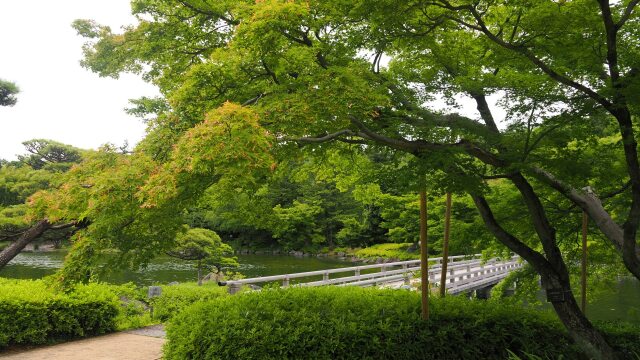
xmin=323 ymin=272 xmax=329 ymax=282
xmin=283 ymin=276 xmax=290 ymax=287
xmin=228 ymin=282 xmax=242 ymax=295
xmin=449 ymin=268 xmax=455 ymax=283
xmin=355 ymin=268 xmax=360 ymax=277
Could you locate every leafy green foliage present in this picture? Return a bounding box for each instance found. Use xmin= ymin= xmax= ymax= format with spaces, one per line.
xmin=164 ymin=287 xmax=580 ymax=360
xmin=63 ymin=1 xmax=640 ymax=356
xmin=597 ymin=321 xmax=640 ymax=359
xmin=354 ymin=243 xmax=419 ymax=260
xmin=0 ymin=278 xmax=120 ymax=347
xmin=150 ymin=282 xmax=228 ymax=322
xmin=24 ymin=103 xmax=273 ymax=284
xmin=0 ymin=79 xmax=19 ymax=107
xmin=18 ymin=139 xmax=84 ymax=172
xmin=169 ymin=228 xmax=234 ymax=263
xmin=0 ymin=140 xmax=86 ymax=246
xmin=0 ymin=166 xmax=51 ymax=207
xmin=167 ymin=227 xmax=237 ymax=284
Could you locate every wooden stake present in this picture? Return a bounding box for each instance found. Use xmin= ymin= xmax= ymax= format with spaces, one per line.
xmin=439 ymin=192 xmax=452 ymax=297
xmin=581 ymin=211 xmax=588 ymax=313
xmin=419 ymin=189 xmax=429 ymax=320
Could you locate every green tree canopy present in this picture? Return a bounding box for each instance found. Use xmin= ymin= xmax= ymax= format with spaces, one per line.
xmin=22 ymin=1 xmax=640 ymax=357
xmin=0 ymin=79 xmax=19 ymax=107
xmin=167 ymin=227 xmax=237 ymax=285
xmin=17 ymin=139 xmax=84 ymax=172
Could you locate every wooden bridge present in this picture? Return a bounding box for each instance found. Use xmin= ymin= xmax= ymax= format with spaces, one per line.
xmin=222 ymin=254 xmax=523 ymax=297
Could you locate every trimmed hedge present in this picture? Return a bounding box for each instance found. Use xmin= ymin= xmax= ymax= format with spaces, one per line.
xmin=164 ymin=287 xmax=580 ymax=359
xmin=0 ymin=279 xmax=120 ymax=347
xmin=150 ymin=282 xmax=228 ymax=321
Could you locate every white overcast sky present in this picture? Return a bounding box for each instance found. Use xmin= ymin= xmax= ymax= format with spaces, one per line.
xmin=0 ymin=0 xmax=158 ymax=160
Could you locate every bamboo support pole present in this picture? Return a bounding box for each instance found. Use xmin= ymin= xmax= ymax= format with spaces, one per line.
xmin=419 ymin=189 xmax=429 ymax=320
xmin=581 ymin=211 xmax=588 ymax=313
xmin=439 ymin=192 xmax=452 ymax=297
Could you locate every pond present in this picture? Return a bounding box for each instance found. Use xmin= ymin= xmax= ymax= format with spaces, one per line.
xmin=0 ymin=251 xmax=360 ymax=285
xmin=1 ymin=250 xmax=639 ymax=324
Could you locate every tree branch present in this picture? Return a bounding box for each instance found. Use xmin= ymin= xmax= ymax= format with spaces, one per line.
xmin=435 ymin=0 xmax=615 ymax=111
xmin=177 ymin=1 xmax=239 ymax=25
xmin=617 ymin=0 xmax=640 ymax=29
xmin=471 ymin=195 xmax=555 ymax=280
xmin=508 ymin=173 xmax=569 ymax=280
xmin=387 ymin=84 xmax=496 ymax=137
xmin=349 ymin=116 xmax=506 ymax=166
xmin=294 ymin=130 xmax=359 ymax=144
xmin=597 ymin=0 xmax=621 ymax=83
xmin=528 ymin=167 xmax=626 ymax=249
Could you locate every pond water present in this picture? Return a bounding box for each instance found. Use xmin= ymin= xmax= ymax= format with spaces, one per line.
xmin=1 ymin=250 xmax=639 ymax=324
xmin=0 ymin=251 xmax=359 ymax=285
xmin=579 ymin=277 xmax=640 ymax=324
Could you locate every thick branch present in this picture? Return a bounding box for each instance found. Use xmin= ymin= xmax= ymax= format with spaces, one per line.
xmin=242 ymin=93 xmax=265 ymax=106
xmin=597 ymin=0 xmax=621 ymax=82
xmin=617 ymin=0 xmax=640 ymax=29
xmin=471 ymin=195 xmax=555 ymax=279
xmin=469 ymin=92 xmax=499 ymax=133
xmin=0 ymin=220 xmax=50 ymax=269
xmin=295 ymin=130 xmax=358 ymax=144
xmin=349 ymin=117 xmax=506 ymax=166
xmin=388 ymin=84 xmax=495 ymax=137
xmin=508 ymin=173 xmax=570 ymax=281
xmin=529 ymin=167 xmax=624 ymax=248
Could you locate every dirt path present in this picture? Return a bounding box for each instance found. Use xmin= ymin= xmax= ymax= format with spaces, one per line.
xmin=0 ymin=325 xmax=166 ymax=360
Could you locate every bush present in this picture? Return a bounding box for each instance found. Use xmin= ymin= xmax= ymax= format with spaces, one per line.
xmin=596 ymin=321 xmax=640 ymax=359
xmin=0 ymin=279 xmax=120 ymax=347
xmin=354 ymin=243 xmax=419 ymax=260
xmin=150 ymin=282 xmax=228 ymax=321
xmin=164 ymin=287 xmax=580 ymax=359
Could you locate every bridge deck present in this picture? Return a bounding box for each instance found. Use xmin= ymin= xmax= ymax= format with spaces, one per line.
xmin=223 ymin=254 xmax=523 ymax=296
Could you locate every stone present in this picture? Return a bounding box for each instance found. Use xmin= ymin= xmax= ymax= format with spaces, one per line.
xmin=147 ymin=286 xmax=162 ymax=298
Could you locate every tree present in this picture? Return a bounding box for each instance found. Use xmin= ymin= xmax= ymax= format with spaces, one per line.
xmin=17 ymin=139 xmax=83 ymax=171
xmin=25 ymin=103 xmax=273 ymax=284
xmin=166 ymin=227 xmax=237 ymax=285
xmin=0 ymin=79 xmax=19 ymax=107
xmin=0 ymin=140 xmax=87 ymax=262
xmin=30 ymin=1 xmax=637 ymax=357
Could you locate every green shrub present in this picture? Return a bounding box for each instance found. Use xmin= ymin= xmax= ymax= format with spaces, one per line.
xmin=596 ymin=321 xmax=640 ymax=359
xmin=0 ymin=279 xmax=120 ymax=347
xmin=355 ymin=243 xmax=419 ymax=260
xmin=164 ymin=287 xmax=579 ymax=359
xmin=107 ymin=283 xmax=156 ymax=331
xmin=150 ymin=282 xmax=228 ymax=321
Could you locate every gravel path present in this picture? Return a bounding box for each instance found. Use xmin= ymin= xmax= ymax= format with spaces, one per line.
xmin=0 ymin=326 xmax=166 ymax=360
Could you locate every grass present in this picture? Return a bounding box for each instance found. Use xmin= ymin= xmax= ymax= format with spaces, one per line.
xmin=354 ymin=243 xmax=420 ymax=260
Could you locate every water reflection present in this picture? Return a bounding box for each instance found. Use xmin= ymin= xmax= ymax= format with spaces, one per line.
xmin=0 ymin=251 xmax=356 ymax=286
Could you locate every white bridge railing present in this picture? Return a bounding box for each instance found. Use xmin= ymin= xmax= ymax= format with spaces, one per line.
xmin=222 ymin=254 xmax=523 ymax=295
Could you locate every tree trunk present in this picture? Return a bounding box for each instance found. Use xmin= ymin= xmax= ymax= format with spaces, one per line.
xmin=472 ymin=195 xmax=616 ymax=359
xmin=549 ymin=281 xmax=615 ymax=360
xmin=0 ymin=219 xmax=50 ymax=269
